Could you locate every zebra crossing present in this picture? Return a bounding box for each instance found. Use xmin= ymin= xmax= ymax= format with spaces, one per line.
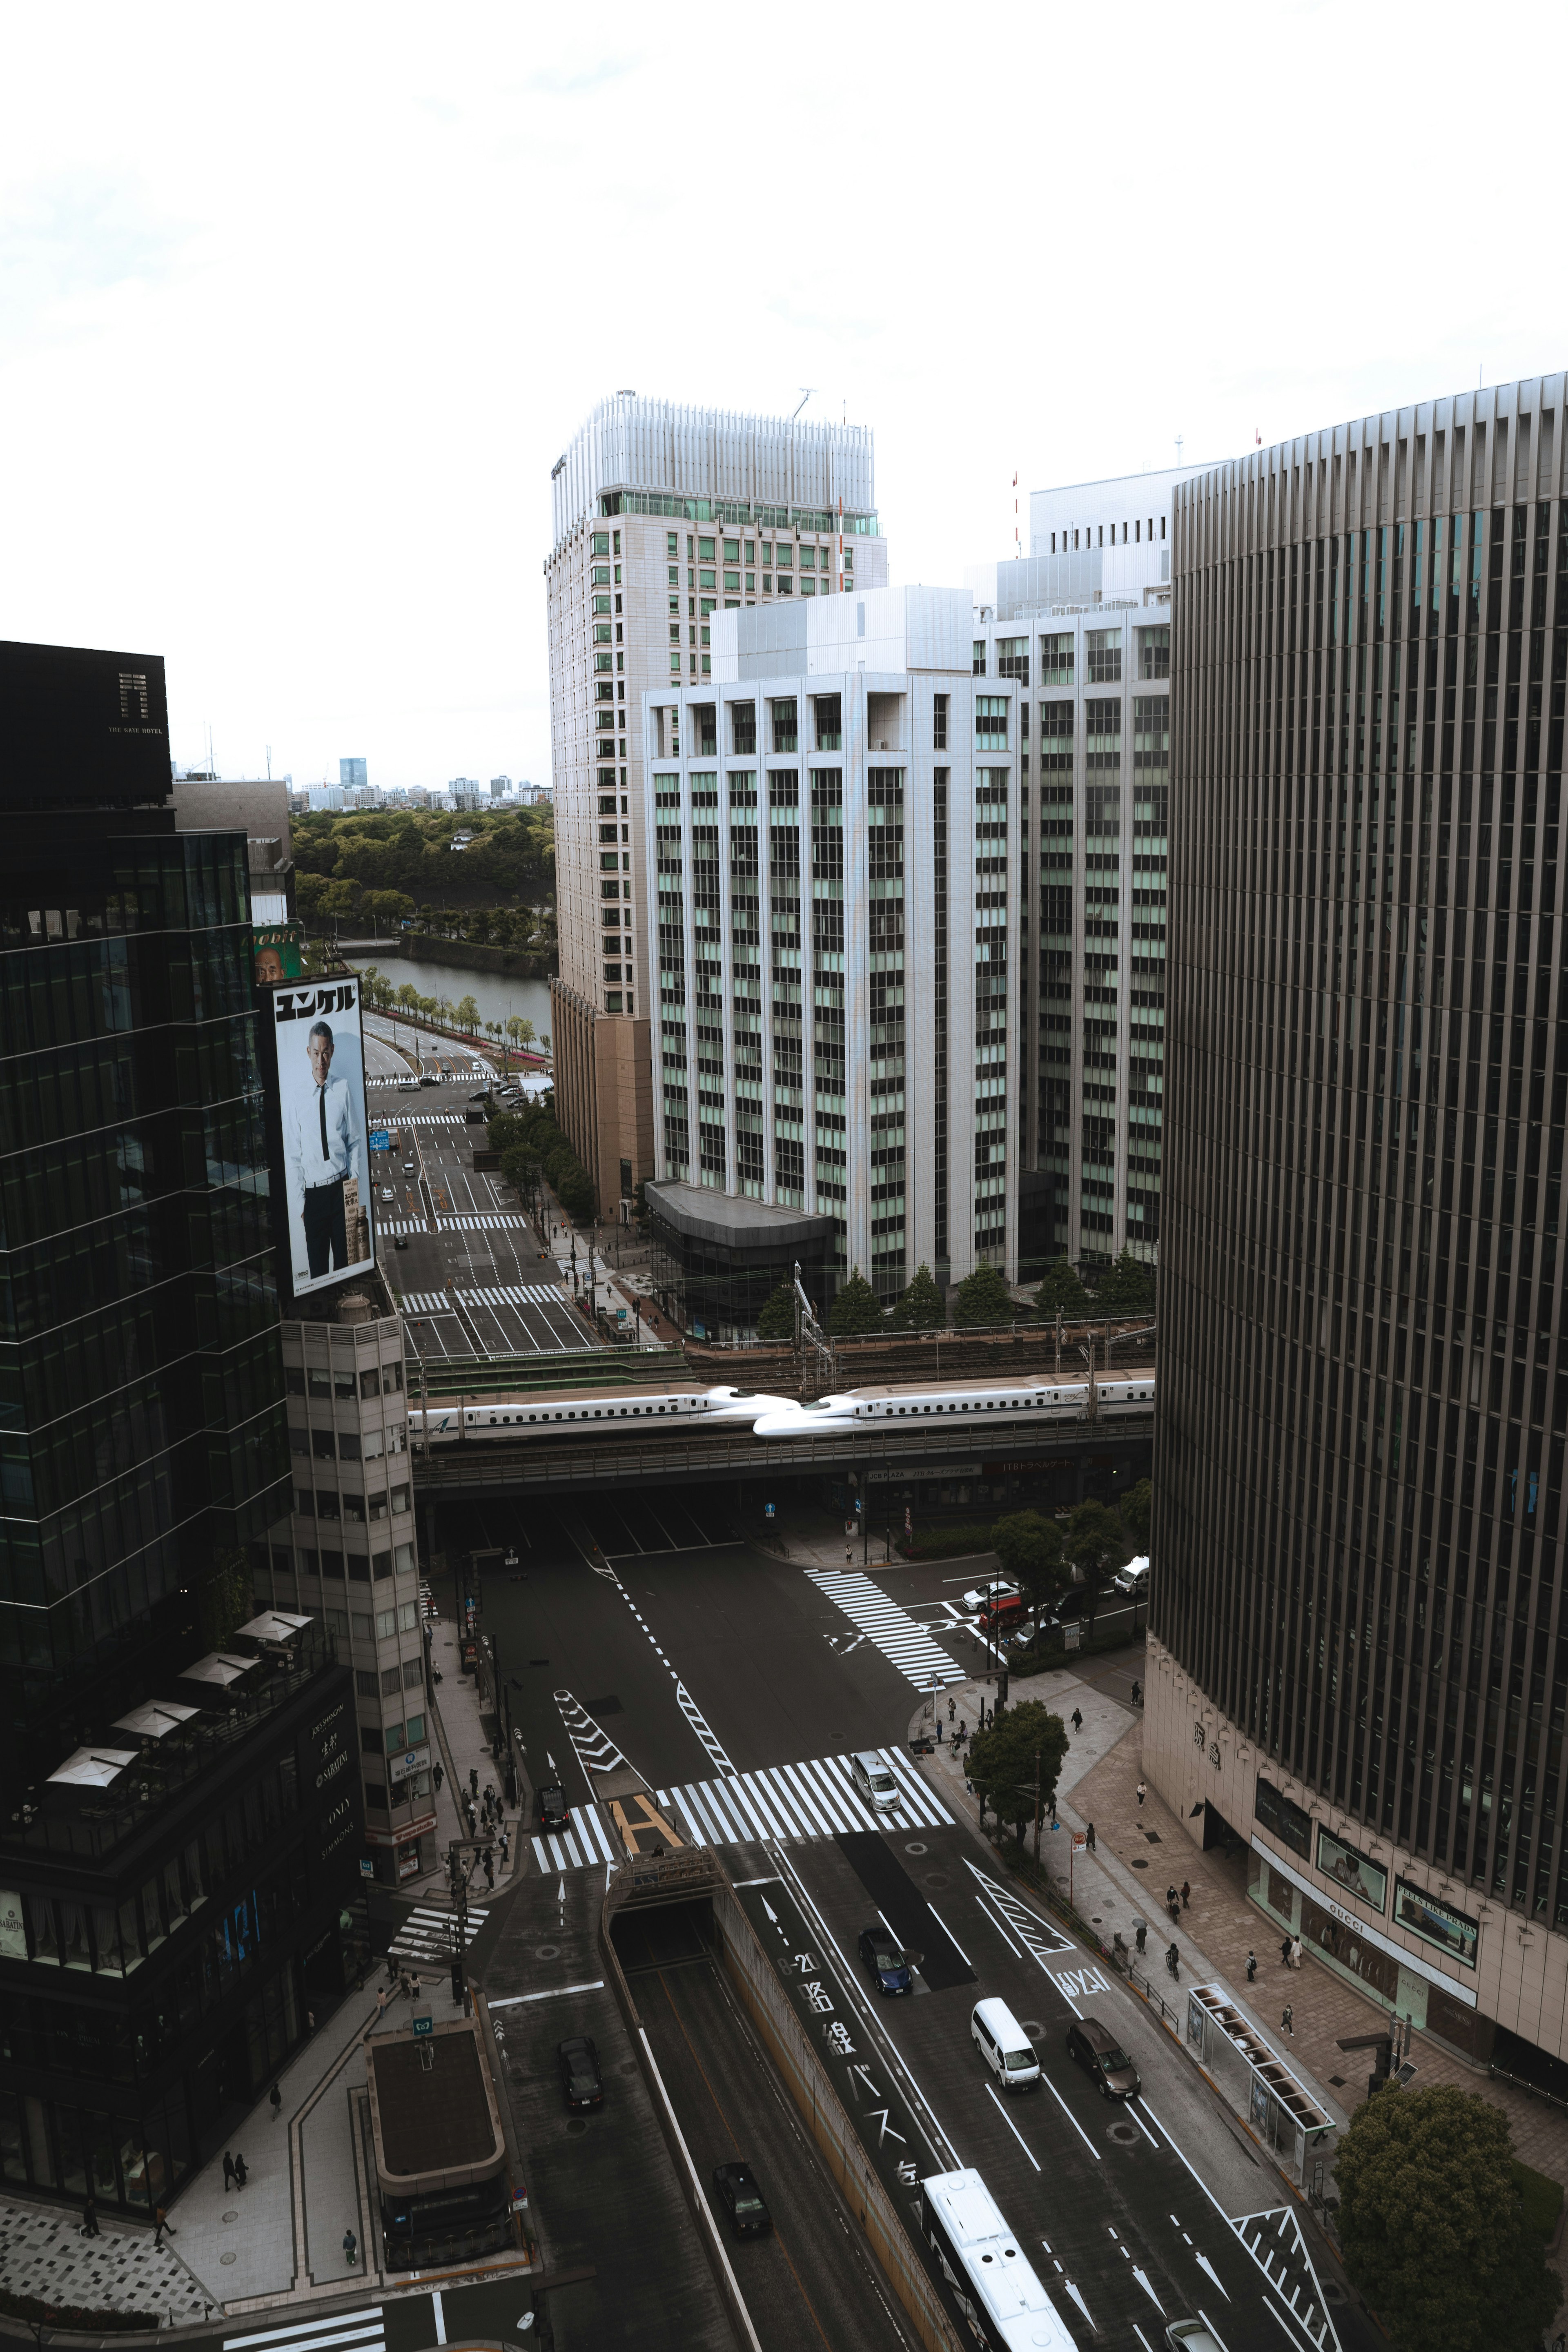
xmin=225 ymin=2307 xmax=384 ymax=2352
xmin=532 ymin=1797 xmax=622 ymax=1874
xmin=379 ymin=1219 xmax=428 ymax=1235
xmin=659 ymin=1743 xmax=953 ymax=1847
xmin=457 ymin=1281 xmax=572 ymax=1308
xmin=806 ymin=1568 xmax=967 ymax=1689
xmin=438 ymin=1212 xmax=533 ymax=1230
xmin=377 ymin=1109 xmax=465 ymax=1122
xmin=394 ymin=1291 xmax=458 ymax=1315
xmin=385 ymin=1900 xmax=490 ymax=1969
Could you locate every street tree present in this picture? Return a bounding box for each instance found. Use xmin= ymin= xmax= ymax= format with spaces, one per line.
xmin=1120 ymin=1478 xmax=1152 ymax=1550
xmin=1033 ymin=1258 xmax=1090 ymax=1318
xmin=967 ymin=1700 xmax=1069 ymax=1842
xmin=989 ymin=1511 xmax=1066 ymax=1620
xmin=1065 ymin=1499 xmax=1125 ymax=1629
xmin=829 ymin=1267 xmax=884 ymax=1335
xmin=1095 ymin=1247 xmax=1156 ymax=1315
xmin=951 ymin=1261 xmax=1014 ymax=1327
xmin=1334 ymin=2082 xmax=1560 ymax=2352
xmin=891 ymin=1262 xmax=945 ymax=1331
xmin=757 ymin=1281 xmax=795 ymax=1341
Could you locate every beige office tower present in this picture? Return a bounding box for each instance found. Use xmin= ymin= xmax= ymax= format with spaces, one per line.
xmin=546 ymin=392 xmax=887 ymax=1212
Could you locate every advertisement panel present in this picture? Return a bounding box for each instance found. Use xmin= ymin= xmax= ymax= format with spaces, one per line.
xmin=253 ymin=922 xmax=305 ymax=984
xmin=1316 ymin=1822 xmax=1388 ymax=1913
xmin=1393 ymin=1877 xmax=1479 ymax=1969
xmin=265 ymin=980 xmax=374 ymax=1299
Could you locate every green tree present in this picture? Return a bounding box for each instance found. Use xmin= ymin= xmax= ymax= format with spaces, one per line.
xmin=829 ymin=1267 xmax=885 ymax=1335
xmin=890 ymin=1261 xmax=944 ymax=1330
xmin=966 ymin=1699 xmax=1070 ymax=1842
xmin=1096 ymin=1246 xmax=1156 ymax=1315
xmin=1120 ymin=1477 xmax=1152 ymax=1551
xmin=294 ymin=870 xmax=332 ymax=923
xmin=1334 ymin=2082 xmax=1560 ymax=2352
xmin=467 ymin=908 xmax=492 ymax=945
xmin=506 ymin=1014 xmax=536 ymax=1058
xmin=456 ymin=994 xmax=481 ymax=1035
xmin=989 ymin=1511 xmax=1066 ymax=1619
xmin=557 ymin=1162 xmax=596 ymax=1222
xmin=198 ymin=1545 xmax=252 ymax=1652
xmin=362 ymin=888 xmax=413 ymax=928
xmin=1065 ymin=1499 xmax=1126 ymax=1629
xmin=951 ymin=1261 xmax=1014 ymax=1327
xmin=756 ymin=1281 xmax=796 ymax=1341
xmin=1034 ymin=1257 xmax=1090 ymax=1317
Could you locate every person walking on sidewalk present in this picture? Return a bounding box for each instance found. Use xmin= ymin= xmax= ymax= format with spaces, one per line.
xmin=410 ymin=1972 xmax=422 ymax=2005
xmin=343 ymin=2228 xmax=358 ymax=2268
xmin=223 ymin=2151 xmax=236 ymax=2192
xmin=154 ymin=2203 xmax=175 ymax=2247
xmin=1136 ymin=1780 xmax=1147 ymax=1808
xmin=1291 ymin=1936 xmax=1303 ymax=1970
xmin=1131 ymin=1680 xmax=1142 ymax=1706
xmin=948 ymin=1697 xmax=956 ymax=1723
xmin=1281 ymin=2003 xmax=1294 ymax=2036
xmin=1280 ymin=1935 xmax=1293 ymax=1967
xmin=1180 ymin=1879 xmax=1191 ymax=1909
xmin=469 ymin=1767 xmax=479 ymax=1799
xmin=269 ymin=2082 xmax=282 ymax=2122
xmin=433 ymin=1761 xmax=443 ymax=1793
xmin=1085 ymin=1822 xmax=1096 ymax=1852
xmin=234 ymin=2153 xmax=248 ymax=2189
xmin=80 ymin=2196 xmax=99 ymax=2238
xmin=1166 ymin=1943 xmax=1180 ymax=1980
xmin=1134 ymin=1920 xmax=1147 ymax=1956
xmin=1246 ymin=1950 xmax=1257 ymax=1982
xmin=1071 ymin=1707 xmax=1083 ymax=1735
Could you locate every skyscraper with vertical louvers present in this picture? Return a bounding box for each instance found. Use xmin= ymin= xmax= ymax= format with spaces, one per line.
xmin=1148 ymin=375 xmax=1568 ymax=2080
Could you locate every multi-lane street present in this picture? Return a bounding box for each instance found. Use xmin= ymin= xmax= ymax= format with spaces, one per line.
xmin=436 ymin=1493 xmax=1370 ymax=2352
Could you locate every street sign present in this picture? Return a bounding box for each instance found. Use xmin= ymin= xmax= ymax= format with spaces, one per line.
xmin=764 ymin=1503 xmax=776 ymax=1519
xmin=370 ymin=1129 xmax=391 ymax=1151
xmin=359 ymin=1858 xmax=374 ymax=1879
xmin=412 ymin=2013 xmax=433 ymax=2038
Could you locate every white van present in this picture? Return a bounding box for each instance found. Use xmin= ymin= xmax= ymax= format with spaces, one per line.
xmin=850 ymin=1751 xmax=899 ymax=1811
xmin=1114 ymin=1555 xmax=1151 ymax=1595
xmin=971 ymin=1997 xmax=1040 ymax=2090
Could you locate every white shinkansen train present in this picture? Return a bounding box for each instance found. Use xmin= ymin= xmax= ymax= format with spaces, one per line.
xmin=406 ymin=1376 xmax=1154 ymax=1445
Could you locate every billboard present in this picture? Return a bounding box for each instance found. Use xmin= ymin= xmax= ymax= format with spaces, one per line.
xmin=265 ymin=978 xmax=374 ymax=1299
xmin=0 ymin=637 xmax=170 ymax=810
xmin=253 ymin=922 xmax=305 ymax=984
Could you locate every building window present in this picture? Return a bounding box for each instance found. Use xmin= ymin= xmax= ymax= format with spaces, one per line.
xmin=996 ymin=637 xmax=1029 ymax=685
xmin=1138 ymin=625 xmax=1170 ymax=679
xmin=771 ymin=699 xmax=798 ymax=753
xmin=974 ymin=696 xmax=1009 ymax=748
xmin=1085 ymin=629 xmax=1122 ymax=684
xmin=933 ymin=693 xmax=949 ymax=750
xmin=973 ymin=641 xmax=987 ymax=677
xmin=1085 ymin=698 xmax=1122 ymax=770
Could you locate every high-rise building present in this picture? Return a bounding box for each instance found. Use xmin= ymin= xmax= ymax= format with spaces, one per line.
xmin=546 ymin=391 xmax=887 ymax=1214
xmin=340 ymin=757 xmax=368 ymax=789
xmin=1148 ymin=373 xmax=1568 ymax=2078
xmin=0 ymin=638 xmax=364 ymax=2209
xmin=640 ymin=587 xmax=1018 ymax=1334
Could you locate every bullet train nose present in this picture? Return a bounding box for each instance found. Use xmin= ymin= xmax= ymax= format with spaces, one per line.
xmin=706 ymin=1390 xmax=795 ymax=1423
xmin=753 ymin=1405 xmax=810 ymax=1438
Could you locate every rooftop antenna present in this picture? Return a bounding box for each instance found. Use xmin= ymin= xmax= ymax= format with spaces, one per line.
xmin=265 ymin=743 xmax=272 ymax=781
xmin=1013 ymin=471 xmax=1020 ymax=563
xmin=790 ymin=387 xmax=815 ymax=421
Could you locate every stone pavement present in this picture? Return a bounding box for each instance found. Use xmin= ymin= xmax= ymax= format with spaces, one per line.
xmin=0 ymin=2193 xmax=219 ymax=2324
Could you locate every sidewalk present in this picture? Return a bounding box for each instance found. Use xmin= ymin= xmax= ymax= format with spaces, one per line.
xmin=0 ymin=2194 xmax=220 ymax=2326
xmin=915 ymin=1664 xmax=1568 ymax=2196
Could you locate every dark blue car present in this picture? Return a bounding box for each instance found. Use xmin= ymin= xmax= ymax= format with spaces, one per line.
xmin=858 ymin=1926 xmax=913 ymax=1995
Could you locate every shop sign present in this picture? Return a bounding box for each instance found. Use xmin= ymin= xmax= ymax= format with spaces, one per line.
xmin=390 ymin=1744 xmax=430 ymax=1785
xmin=0 ymin=1890 xmax=25 ymax=1961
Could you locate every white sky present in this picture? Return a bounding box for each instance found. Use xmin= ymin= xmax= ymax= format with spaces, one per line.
xmin=0 ymin=0 xmax=1561 ymax=792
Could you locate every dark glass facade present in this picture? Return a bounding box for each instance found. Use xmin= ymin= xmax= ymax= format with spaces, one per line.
xmin=1152 ymin=378 xmax=1568 ymax=2064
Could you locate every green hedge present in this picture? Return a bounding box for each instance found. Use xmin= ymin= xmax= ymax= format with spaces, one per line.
xmin=1007 ymin=1618 xmax=1142 ymax=1676
xmin=0 ymin=2289 xmax=164 ymax=2332
xmin=897 ymin=1525 xmax=999 ymax=1563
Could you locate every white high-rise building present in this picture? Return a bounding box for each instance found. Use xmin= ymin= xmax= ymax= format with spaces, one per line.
xmin=546 ymin=392 xmax=887 ymax=1215
xmin=639 ymin=586 xmax=1019 ymax=1337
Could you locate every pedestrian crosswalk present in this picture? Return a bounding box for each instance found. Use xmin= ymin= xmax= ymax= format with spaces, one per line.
xmin=394 ymin=1292 xmax=457 ymax=1315
xmin=379 ymin=1220 xmax=428 ymax=1236
xmin=385 ymin=1901 xmax=490 ymax=1968
xmin=225 ymin=2308 xmax=384 ymax=2352
xmin=806 ymin=1569 xmax=967 ymax=1689
xmin=438 ymin=1212 xmax=533 ymax=1230
xmin=532 ymin=1798 xmax=622 ymax=1874
xmin=457 ymin=1283 xmax=567 ymax=1307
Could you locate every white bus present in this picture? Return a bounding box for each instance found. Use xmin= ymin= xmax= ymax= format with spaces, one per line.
xmin=919 ymin=2168 xmax=1076 ymax=2352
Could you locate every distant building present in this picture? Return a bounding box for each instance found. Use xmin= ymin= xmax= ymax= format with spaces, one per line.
xmin=341 ymin=756 xmax=368 ymax=789
xmin=308 ymin=783 xmax=345 ymax=812
xmin=489 ymin=775 xmax=510 ymax=798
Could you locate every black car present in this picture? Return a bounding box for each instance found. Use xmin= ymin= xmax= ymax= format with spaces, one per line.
xmin=537 ymin=1781 xmax=570 ymax=1831
xmin=557 ymin=2036 xmax=602 ymax=2109
xmin=858 ymin=1926 xmax=913 ymax=1995
xmin=712 ymin=2160 xmax=771 ymax=2237
xmin=1065 ymin=2015 xmax=1141 ymax=2100
xmin=393 ymin=1235 xmax=408 ymax=1251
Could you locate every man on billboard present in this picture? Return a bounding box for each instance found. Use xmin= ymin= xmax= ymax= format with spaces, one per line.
xmin=286 ymin=1018 xmax=364 ymax=1279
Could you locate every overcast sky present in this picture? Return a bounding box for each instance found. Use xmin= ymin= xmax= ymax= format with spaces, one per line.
xmin=1 ymin=1 xmax=1561 ymax=791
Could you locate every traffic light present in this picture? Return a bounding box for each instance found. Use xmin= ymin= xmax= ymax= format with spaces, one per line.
xmin=450 ymin=1960 xmax=464 ymax=2005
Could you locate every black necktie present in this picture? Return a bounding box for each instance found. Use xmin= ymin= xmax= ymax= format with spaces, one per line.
xmin=319 ymin=1087 xmax=328 ymax=1164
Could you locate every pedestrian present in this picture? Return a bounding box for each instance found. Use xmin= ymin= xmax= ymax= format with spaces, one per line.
xmin=1166 ymin=1884 xmax=1178 ymax=1911
xmin=484 ymin=1850 xmax=495 ymax=1889
xmin=343 ymin=2227 xmax=358 ymax=2268
xmin=154 ymin=2203 xmax=174 ymax=2247
xmin=375 ymin=1983 xmax=389 ymax=2023
xmin=1136 ymin=1780 xmax=1147 ymax=1808
xmin=233 ymin=2154 xmax=248 ymax=2189
xmin=223 ymin=2151 xmax=236 ymax=2192
xmin=1071 ymin=1707 xmax=1083 ymax=1734
xmin=1280 ymin=1935 xmax=1292 ymax=1967
xmin=845 ymin=1541 xmax=853 ymax=1566
xmin=947 ymin=1697 xmax=956 ymax=1723
xmin=433 ymin=1762 xmax=443 ymax=1792
xmin=387 ymin=1951 xmax=400 ymax=1985
xmin=1085 ymin=1821 xmax=1096 ymax=1853
xmin=1291 ymin=1936 xmax=1303 ymax=1971
xmin=399 ymin=1970 xmax=412 ymax=2001
xmin=1281 ymin=2003 xmax=1294 ymax=2036
xmin=1246 ymin=1949 xmax=1257 ymax=1982
xmin=1166 ymin=1942 xmax=1180 ymax=1980
xmin=80 ymin=2196 xmax=99 ymax=2238
xmin=469 ymin=1767 xmax=479 ymax=1797
xmin=1180 ymin=1879 xmax=1191 ymax=1910
xmin=1131 ymin=1680 xmax=1142 ymax=1706
xmin=269 ymin=2083 xmax=282 ymax=2122
xmin=1135 ymin=1920 xmax=1147 ymax=1955
xmin=410 ymin=1972 xmax=422 ymax=2003
xmin=935 ymin=1719 xmax=944 ymax=1744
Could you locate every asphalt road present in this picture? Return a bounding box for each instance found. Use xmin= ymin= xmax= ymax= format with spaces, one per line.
xmin=430 ymin=1487 xmax=1372 ymax=2352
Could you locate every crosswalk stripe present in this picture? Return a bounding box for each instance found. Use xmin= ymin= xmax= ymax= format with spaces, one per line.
xmin=569 ymin=1747 xmax=956 ymax=1869
xmin=806 ymin=1569 xmax=966 ymax=1689
xmin=225 ymin=2318 xmax=383 ymax=2352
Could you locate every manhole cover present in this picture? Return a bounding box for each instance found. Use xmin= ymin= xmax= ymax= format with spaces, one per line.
xmin=1107 ymin=2122 xmax=1140 ymax=2145
xmin=566 ymin=2118 xmax=587 ymax=2135
xmin=904 ymin=1841 xmax=927 ymax=1856
xmin=1321 ymin=2281 xmax=1347 ymax=2305
xmin=1022 ymin=2020 xmax=1044 ymax=2040
xmin=220 ymin=2253 xmax=237 ymax=2267
xmin=924 ymin=1872 xmax=949 ymax=1889
xmin=223 ymin=2210 xmax=238 ymax=2224
xmin=535 ymin=1944 xmax=561 ymax=1960
xmin=1091 ymin=1916 xmax=1102 ymax=1924
xmin=1131 ymin=1858 xmax=1149 ymax=1869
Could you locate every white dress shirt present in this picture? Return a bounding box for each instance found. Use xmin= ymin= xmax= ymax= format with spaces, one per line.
xmin=287 ymin=1072 xmax=363 ymax=1192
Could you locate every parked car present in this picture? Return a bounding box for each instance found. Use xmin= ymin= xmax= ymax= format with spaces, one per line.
xmin=557 ymin=2036 xmax=602 ymax=2110
xmin=393 ymin=1235 xmax=409 ymax=1251
xmin=961 ymin=1579 xmax=1019 ymax=1615
xmin=858 ymin=1927 xmax=913 ymax=1995
xmin=537 ymin=1781 xmax=570 ymax=1831
xmin=1114 ymin=1555 xmax=1151 ymax=1595
xmin=1066 ymin=2015 xmax=1141 ymax=2100
xmin=711 ymin=2160 xmax=772 ymax=2237
xmin=978 ymin=1591 xmax=1027 ymax=1636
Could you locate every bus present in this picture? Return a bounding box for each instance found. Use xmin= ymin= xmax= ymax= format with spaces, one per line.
xmin=919 ymin=2168 xmax=1076 ymax=2352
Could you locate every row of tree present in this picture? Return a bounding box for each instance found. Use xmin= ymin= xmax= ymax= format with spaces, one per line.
xmin=488 ymin=1103 xmax=594 ymax=1224
xmin=754 ymin=1250 xmax=1154 ymax=1340
xmin=293 ymin=806 xmax=555 ymax=898
xmin=357 ymin=967 xmax=548 ymax=1059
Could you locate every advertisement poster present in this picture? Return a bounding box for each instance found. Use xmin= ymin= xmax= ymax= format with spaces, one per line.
xmin=253 ymin=923 xmax=305 ymax=984
xmin=266 ymin=979 xmax=374 ymax=1298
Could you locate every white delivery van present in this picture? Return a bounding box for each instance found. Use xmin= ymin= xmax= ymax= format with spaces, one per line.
xmin=971 ymin=1997 xmax=1040 ymax=2089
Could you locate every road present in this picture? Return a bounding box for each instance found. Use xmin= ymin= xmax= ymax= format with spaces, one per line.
xmin=431 ymin=1492 xmax=1372 ymax=2352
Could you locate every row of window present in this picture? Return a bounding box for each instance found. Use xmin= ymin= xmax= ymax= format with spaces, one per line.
xmin=1046 ymin=517 xmax=1167 ymax=552
xmin=283 ymin=1361 xmax=403 ymax=1401
xmin=976 ymin=627 xmax=1169 ymax=686
xmin=294 ymin=1483 xmax=411 ymax=1523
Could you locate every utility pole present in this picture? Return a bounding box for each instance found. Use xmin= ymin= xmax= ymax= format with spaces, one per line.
xmin=1033 ymin=1749 xmax=1042 ymax=1869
